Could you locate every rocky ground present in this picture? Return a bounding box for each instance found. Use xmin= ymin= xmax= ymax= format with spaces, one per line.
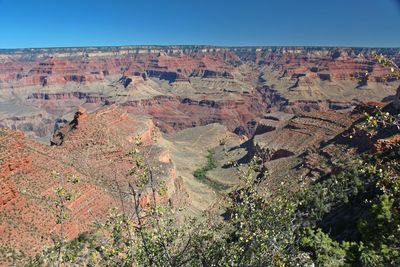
xmin=0 ymin=46 xmax=399 ymax=262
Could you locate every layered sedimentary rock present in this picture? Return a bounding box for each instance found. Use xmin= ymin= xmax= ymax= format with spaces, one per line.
xmin=0 ymin=46 xmax=397 ymax=88
xmin=0 ymin=107 xmax=183 ymax=260
xmin=0 ymin=46 xmax=399 ymax=263
xmin=0 ymin=46 xmax=398 ymax=141
xmin=243 ymin=110 xmax=362 ymax=193
xmin=120 ymin=93 xmax=265 ymax=136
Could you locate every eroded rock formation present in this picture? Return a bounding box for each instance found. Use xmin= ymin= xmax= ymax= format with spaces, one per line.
xmin=0 ymin=107 xmax=184 ymax=259
xmin=0 ymin=46 xmax=399 ymax=262
xmin=0 ymin=46 xmax=398 ymax=141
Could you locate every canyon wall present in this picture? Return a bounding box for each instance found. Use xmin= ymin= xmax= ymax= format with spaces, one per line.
xmin=0 ymin=46 xmax=398 ymax=141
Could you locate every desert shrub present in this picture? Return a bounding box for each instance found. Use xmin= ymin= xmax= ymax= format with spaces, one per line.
xmin=298 ymin=98 xmax=400 ymax=266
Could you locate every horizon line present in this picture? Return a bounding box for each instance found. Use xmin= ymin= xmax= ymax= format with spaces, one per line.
xmin=1 ymin=44 xmax=400 ymax=51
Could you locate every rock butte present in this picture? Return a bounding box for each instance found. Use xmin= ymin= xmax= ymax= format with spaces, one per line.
xmin=0 ymin=46 xmax=398 ymax=140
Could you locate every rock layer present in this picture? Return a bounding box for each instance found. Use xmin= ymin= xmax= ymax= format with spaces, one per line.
xmin=0 ymin=46 xmax=398 ymax=140
xmin=0 ymin=107 xmax=183 ymax=261
xmin=0 ymin=46 xmax=399 ymax=263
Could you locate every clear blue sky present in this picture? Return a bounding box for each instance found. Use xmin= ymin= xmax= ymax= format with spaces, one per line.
xmin=0 ymin=0 xmax=399 ymax=48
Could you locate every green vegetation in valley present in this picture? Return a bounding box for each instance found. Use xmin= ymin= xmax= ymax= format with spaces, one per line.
xmin=193 ymin=150 xmax=229 ymax=191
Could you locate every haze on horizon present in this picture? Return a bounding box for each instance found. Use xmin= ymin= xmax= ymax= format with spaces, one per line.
xmin=0 ymin=0 xmax=399 ymax=49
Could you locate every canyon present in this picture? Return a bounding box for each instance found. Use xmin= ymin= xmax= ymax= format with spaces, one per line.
xmin=0 ymin=46 xmax=399 ymax=262
xmin=1 ymin=46 xmax=398 ymax=140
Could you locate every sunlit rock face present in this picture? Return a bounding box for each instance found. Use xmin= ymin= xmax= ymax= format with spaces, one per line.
xmin=0 ymin=46 xmax=398 ymax=141
xmin=0 ymin=107 xmax=183 ymax=257
xmin=0 ymin=46 xmax=399 ymax=262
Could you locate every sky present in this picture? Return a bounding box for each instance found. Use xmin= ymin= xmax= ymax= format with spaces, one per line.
xmin=0 ymin=0 xmax=399 ymax=49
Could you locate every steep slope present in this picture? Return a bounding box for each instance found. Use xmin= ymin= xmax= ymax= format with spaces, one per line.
xmin=0 ymin=107 xmax=182 ymax=263
xmin=160 ymin=123 xmax=244 ymax=215
xmin=234 ymin=110 xmax=362 ymax=194
xmin=0 ymin=46 xmax=398 ymax=140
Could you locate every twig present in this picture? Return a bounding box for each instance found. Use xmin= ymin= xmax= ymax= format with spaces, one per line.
xmin=129 ymin=182 xmax=154 ymax=266
xmin=57 ymin=174 xmax=65 ymax=267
